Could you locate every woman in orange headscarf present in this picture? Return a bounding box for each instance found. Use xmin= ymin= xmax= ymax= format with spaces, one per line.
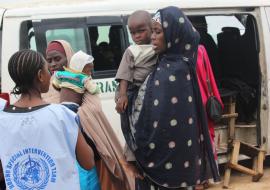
xmin=43 ymin=40 xmax=74 ymax=103
xmin=45 ymin=40 xmax=134 ymax=190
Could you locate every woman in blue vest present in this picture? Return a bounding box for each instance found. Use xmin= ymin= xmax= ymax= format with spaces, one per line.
xmin=0 ymin=50 xmax=98 ymax=190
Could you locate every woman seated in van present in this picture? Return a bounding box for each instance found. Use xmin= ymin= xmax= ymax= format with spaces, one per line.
xmin=52 ymin=50 xmax=100 ymax=112
xmin=46 ymin=40 xmax=134 ymax=190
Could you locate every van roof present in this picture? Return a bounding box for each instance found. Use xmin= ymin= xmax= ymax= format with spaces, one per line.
xmin=1 ymin=0 xmax=270 ymax=18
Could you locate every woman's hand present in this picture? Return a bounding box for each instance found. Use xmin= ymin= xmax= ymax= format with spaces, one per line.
xmin=116 ymin=94 xmax=128 ymax=113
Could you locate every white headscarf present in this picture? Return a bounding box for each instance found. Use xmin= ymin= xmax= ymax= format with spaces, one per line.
xmin=69 ymin=50 xmax=94 ymax=72
xmin=152 ymin=11 xmax=161 ymax=24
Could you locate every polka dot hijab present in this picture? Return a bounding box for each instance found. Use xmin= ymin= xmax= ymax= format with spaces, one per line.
xmin=124 ymin=6 xmax=220 ymax=188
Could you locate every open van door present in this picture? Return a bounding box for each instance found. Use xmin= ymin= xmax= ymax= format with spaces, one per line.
xmin=262 ymin=7 xmax=270 ymax=153
xmin=0 ymin=8 xmax=6 ymax=93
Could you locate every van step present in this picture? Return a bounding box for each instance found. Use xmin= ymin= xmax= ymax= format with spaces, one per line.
xmin=215 ymin=124 xmax=256 ymax=129
xmin=214 ymin=124 xmax=257 ymax=155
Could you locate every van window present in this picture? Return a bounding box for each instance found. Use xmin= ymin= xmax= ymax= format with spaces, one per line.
xmin=206 ymin=16 xmax=245 ymax=43
xmin=46 ymin=28 xmax=87 ymax=53
xmin=31 ymin=18 xmax=89 ymax=57
xmin=189 ymin=14 xmax=256 ymax=83
xmin=29 ymin=28 xmax=36 ymax=51
xmin=88 ymin=25 xmax=126 ymax=77
xmin=96 ymin=26 xmax=110 ymax=44
xmin=29 ymin=17 xmax=128 ymax=79
xmin=126 ymin=25 xmax=134 ymax=45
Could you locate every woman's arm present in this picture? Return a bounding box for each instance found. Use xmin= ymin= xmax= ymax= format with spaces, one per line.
xmin=0 ymin=161 xmax=4 ymax=190
xmin=76 ymin=131 xmax=95 ymax=170
xmin=0 ymin=161 xmax=3 ymax=180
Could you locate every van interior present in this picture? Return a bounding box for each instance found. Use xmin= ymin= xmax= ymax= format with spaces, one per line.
xmin=18 ymin=13 xmax=260 ymax=156
xmin=188 ymin=14 xmax=260 ymax=155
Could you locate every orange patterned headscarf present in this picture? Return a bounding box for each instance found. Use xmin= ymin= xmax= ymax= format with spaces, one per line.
xmin=46 ymin=41 xmax=66 ymax=55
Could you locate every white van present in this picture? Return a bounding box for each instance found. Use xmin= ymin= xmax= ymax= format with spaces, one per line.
xmin=1 ymin=0 xmax=270 ymax=163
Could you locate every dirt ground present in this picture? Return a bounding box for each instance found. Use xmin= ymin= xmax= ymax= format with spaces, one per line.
xmin=208 ymin=157 xmax=270 ymax=190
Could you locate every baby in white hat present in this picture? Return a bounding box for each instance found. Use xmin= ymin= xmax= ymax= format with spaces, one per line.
xmin=52 ymin=50 xmax=100 ymax=112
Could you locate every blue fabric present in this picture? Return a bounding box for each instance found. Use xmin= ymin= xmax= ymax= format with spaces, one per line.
xmin=62 ymin=103 xmax=79 ymax=113
xmin=121 ymin=6 xmax=220 ymax=189
xmin=76 ymin=163 xmax=101 ymax=190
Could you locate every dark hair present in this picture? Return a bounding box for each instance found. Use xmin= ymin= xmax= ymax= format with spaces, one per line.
xmin=8 ymin=49 xmax=46 ymax=95
xmin=128 ymin=10 xmax=152 ymax=27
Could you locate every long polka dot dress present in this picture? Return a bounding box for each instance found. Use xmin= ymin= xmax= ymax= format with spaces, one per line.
xmin=121 ymin=6 xmax=220 ymax=190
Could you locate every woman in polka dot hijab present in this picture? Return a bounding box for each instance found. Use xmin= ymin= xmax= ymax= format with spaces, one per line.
xmin=121 ymin=6 xmax=220 ymax=189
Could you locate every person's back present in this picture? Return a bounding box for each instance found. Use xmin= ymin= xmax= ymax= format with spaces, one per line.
xmin=60 ymin=87 xmax=83 ymax=105
xmin=0 ymin=50 xmax=96 ymax=190
xmin=0 ymin=104 xmax=80 ymax=189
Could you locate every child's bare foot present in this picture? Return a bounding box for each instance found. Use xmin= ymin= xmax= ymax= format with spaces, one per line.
xmin=195 ymin=184 xmax=205 ymax=190
xmin=195 ymin=180 xmax=210 ymax=190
